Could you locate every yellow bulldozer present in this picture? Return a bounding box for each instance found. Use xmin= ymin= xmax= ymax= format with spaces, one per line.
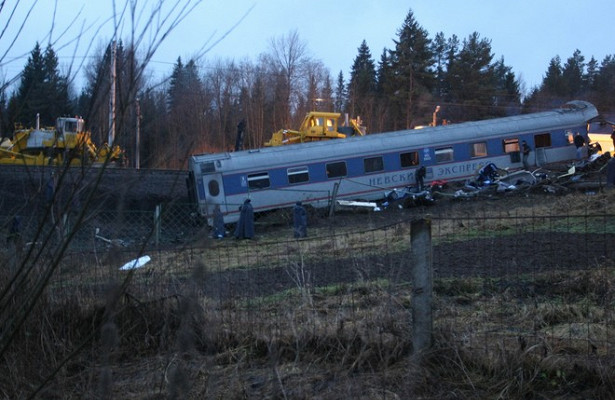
xmin=0 ymin=116 xmax=124 ymax=166
xmin=264 ymin=111 xmax=366 ymax=147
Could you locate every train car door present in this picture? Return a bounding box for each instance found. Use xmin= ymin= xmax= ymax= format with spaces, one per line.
xmin=195 ymin=157 xmax=229 ymax=222
xmin=203 ymin=172 xmax=225 ymax=213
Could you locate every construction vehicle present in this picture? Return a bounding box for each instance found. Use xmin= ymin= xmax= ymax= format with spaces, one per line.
xmin=0 ymin=116 xmax=123 ymax=166
xmin=264 ymin=111 xmax=366 ymax=147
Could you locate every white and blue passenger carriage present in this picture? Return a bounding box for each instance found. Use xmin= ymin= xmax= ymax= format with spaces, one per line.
xmin=188 ymin=101 xmax=599 ymax=225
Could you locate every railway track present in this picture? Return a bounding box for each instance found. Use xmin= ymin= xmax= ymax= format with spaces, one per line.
xmin=0 ymin=165 xmax=189 ymax=216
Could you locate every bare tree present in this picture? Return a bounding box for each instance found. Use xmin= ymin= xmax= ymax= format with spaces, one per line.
xmin=267 ymin=30 xmax=310 ymax=128
xmin=0 ymin=2 xmax=207 ymax=398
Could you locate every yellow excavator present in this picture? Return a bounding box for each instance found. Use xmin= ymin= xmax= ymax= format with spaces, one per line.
xmin=264 ymin=111 xmax=366 ymax=147
xmin=0 ymin=116 xmax=123 ymax=166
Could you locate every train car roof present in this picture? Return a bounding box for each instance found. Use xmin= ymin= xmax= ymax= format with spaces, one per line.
xmin=190 ymin=100 xmax=598 ymax=173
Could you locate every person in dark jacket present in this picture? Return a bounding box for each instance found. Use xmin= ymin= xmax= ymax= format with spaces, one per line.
xmin=212 ymin=204 xmax=225 ymax=239
xmin=521 ymin=140 xmax=531 ymax=170
xmin=293 ymin=201 xmax=307 ymax=238
xmin=415 ymin=166 xmax=426 ymax=191
xmin=574 ymin=132 xmax=585 ymax=160
xmin=234 ymin=199 xmax=254 ymax=239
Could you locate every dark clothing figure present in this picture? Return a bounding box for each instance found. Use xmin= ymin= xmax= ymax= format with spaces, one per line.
xmin=45 ymin=175 xmax=55 ymax=203
xmin=7 ymin=215 xmax=21 ymax=244
xmin=521 ymin=141 xmax=531 ymax=170
xmin=416 ymin=166 xmax=426 ymax=191
xmin=7 ymin=215 xmax=23 ymax=276
xmin=212 ymin=205 xmax=225 ymax=239
xmin=607 ymin=157 xmax=615 ymax=187
xmin=234 ymin=199 xmax=254 ymax=239
xmin=611 ymin=129 xmax=615 ymax=150
xmin=293 ymin=202 xmax=307 ymax=238
xmin=574 ymin=133 xmax=585 ymax=160
xmin=477 ymin=163 xmax=498 ymax=185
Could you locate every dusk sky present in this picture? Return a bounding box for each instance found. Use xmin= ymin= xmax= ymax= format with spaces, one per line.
xmin=2 ymin=0 xmax=614 ymax=96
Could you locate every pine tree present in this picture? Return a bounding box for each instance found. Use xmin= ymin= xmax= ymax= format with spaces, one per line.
xmin=584 ymin=56 xmax=598 ymax=93
xmin=445 ymin=32 xmax=495 ymax=121
xmin=334 ymin=71 xmax=346 ymax=113
xmin=388 ymin=9 xmax=434 ymax=129
xmin=348 ymin=40 xmax=377 ymax=122
xmin=375 ymin=48 xmax=394 ymax=131
xmin=8 ymin=43 xmax=72 ymax=129
xmin=561 ymin=49 xmax=585 ymax=97
xmin=543 ymin=56 xmax=564 ymax=97
xmin=492 ymin=57 xmax=521 ymax=115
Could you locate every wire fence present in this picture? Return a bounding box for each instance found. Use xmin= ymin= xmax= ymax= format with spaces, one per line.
xmin=36 ymin=208 xmax=615 ymax=366
xmin=2 ymin=200 xmax=614 ymax=398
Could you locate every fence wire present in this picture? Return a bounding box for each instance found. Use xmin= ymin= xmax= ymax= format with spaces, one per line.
xmin=35 ymin=208 xmax=614 ymax=365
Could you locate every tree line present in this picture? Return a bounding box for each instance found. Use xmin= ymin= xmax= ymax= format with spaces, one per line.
xmin=2 ymin=9 xmax=614 ymax=170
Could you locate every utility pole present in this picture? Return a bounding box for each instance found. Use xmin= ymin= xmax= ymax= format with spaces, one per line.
xmin=108 ymin=40 xmax=116 ymax=148
xmin=135 ymin=98 xmax=140 ymax=169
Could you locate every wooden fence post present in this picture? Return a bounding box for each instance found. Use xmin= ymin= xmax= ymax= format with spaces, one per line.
xmin=411 ymin=217 xmax=433 ymax=358
xmin=154 ymin=204 xmax=161 ymax=246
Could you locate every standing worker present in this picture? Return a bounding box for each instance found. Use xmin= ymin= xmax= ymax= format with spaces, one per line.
xmin=574 ymin=132 xmax=585 ymax=161
xmin=293 ymin=201 xmax=307 ymax=238
xmin=234 ymin=199 xmax=254 ymax=239
xmin=521 ymin=140 xmax=531 ymax=170
xmin=415 ymin=166 xmax=426 ymax=191
xmin=212 ymin=204 xmax=225 ymax=239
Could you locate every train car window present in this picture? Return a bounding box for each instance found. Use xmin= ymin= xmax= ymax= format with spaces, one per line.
xmin=435 ymin=147 xmax=454 ymax=163
xmin=200 ymin=162 xmax=216 ymax=173
xmin=247 ymin=172 xmax=270 ymax=190
xmin=363 ymin=156 xmax=384 ymax=173
xmin=208 ymin=180 xmax=220 ymax=196
xmin=288 ymin=167 xmax=309 ymax=184
xmin=400 ymin=151 xmax=419 ymax=168
xmin=470 ymin=142 xmax=487 ymax=158
xmin=534 ymin=133 xmax=551 ymax=148
xmin=326 ymin=161 xmax=347 ymax=178
xmin=502 ymin=138 xmax=520 ymax=153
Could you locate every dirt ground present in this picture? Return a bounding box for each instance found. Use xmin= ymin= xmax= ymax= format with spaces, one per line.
xmin=197 ymin=166 xmax=615 ymax=302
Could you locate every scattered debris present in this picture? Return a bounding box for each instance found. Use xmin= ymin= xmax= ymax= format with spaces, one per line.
xmin=381 ymin=187 xmax=435 ymax=209
xmin=95 ymin=227 xmax=127 ymax=247
xmin=337 ymin=200 xmax=380 ymax=211
xmin=119 ymin=255 xmax=151 ymax=271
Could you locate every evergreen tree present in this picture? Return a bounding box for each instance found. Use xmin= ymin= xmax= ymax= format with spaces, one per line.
xmin=168 ymin=57 xmax=186 ymax=111
xmin=375 ymin=48 xmax=394 ymax=131
xmin=561 ymin=49 xmax=585 ymax=97
xmin=166 ymin=57 xmax=207 ymax=168
xmin=388 ymin=9 xmax=434 ymax=129
xmin=446 ymin=32 xmax=495 ymax=121
xmin=8 ymin=43 xmax=72 ymax=129
xmin=584 ymin=56 xmax=598 ymax=93
xmin=348 ymin=40 xmax=377 ymax=123
xmin=492 ymin=57 xmax=521 ymax=115
xmin=320 ymin=74 xmax=334 ymax=111
xmin=594 ymin=55 xmax=615 ymax=110
xmin=334 ymin=71 xmax=346 ymax=113
xmin=431 ymin=32 xmax=448 ymax=101
xmin=542 ymin=56 xmax=564 ymax=97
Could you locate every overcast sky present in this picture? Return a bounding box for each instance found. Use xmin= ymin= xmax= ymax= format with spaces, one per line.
xmin=2 ymin=0 xmax=614 ymax=96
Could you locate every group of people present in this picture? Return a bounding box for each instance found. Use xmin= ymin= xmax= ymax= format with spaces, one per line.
xmin=212 ymin=199 xmax=308 ymax=240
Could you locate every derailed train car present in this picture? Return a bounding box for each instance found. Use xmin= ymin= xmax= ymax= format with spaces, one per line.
xmin=188 ymin=100 xmax=599 ymax=225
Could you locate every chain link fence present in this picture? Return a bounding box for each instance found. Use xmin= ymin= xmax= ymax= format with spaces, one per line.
xmin=45 ymin=210 xmax=615 ymax=355
xmin=2 ymin=204 xmax=614 ymax=396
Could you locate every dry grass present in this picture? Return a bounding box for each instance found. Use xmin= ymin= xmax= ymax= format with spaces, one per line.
xmin=1 ymin=256 xmax=614 ymax=399
xmin=2 ymin=189 xmax=615 ymax=398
